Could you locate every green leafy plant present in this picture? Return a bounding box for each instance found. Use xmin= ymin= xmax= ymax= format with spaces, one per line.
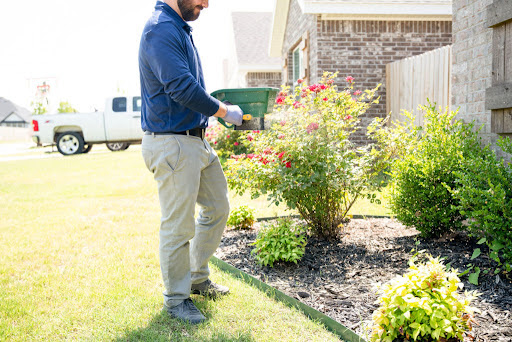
xmin=227 ymin=205 xmax=256 ymax=230
xmin=251 ymin=218 xmax=307 ymax=267
xmin=386 ymin=104 xmax=485 ymax=238
xmin=57 ymin=101 xmax=77 ymax=113
xmin=226 ymin=72 xmax=392 ymax=238
xmin=31 ymin=100 xmax=47 ymax=115
xmin=371 ymin=255 xmax=479 ymax=342
xmin=450 ymin=136 xmax=512 ymax=274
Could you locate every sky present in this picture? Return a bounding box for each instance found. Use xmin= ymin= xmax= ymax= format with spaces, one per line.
xmin=0 ymin=0 xmax=275 ymax=113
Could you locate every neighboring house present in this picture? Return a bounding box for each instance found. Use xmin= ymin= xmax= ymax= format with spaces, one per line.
xmin=0 ymin=98 xmax=31 ymax=128
xmin=270 ymin=0 xmax=453 ymax=143
xmin=227 ymin=12 xmax=282 ymax=88
xmin=452 ymin=0 xmax=512 ymax=154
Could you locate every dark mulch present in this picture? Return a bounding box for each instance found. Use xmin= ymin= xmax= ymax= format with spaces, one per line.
xmin=215 ymin=218 xmax=512 ymax=342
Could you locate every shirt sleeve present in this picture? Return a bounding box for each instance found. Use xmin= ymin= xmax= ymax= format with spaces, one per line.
xmin=143 ymin=23 xmax=220 ymax=117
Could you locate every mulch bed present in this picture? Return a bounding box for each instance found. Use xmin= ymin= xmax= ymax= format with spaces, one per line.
xmin=215 ymin=218 xmax=512 ymax=342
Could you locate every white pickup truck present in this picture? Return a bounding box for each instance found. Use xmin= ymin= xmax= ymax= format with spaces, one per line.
xmin=31 ymin=96 xmax=143 ymax=156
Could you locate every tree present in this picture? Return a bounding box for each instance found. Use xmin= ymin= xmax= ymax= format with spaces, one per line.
xmin=31 ymin=101 xmax=47 ymax=115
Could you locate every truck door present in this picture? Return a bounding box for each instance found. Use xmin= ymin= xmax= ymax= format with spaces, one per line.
xmin=131 ymin=96 xmax=143 ymax=138
xmin=104 ymin=97 xmax=142 ymax=141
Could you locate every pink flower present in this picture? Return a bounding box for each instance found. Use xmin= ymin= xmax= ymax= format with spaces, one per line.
xmin=285 ymin=161 xmax=292 ymax=168
xmin=344 ymin=115 xmax=353 ymax=121
xmin=278 ymin=134 xmax=285 ymax=139
xmin=227 ymin=135 xmax=230 ymax=138
xmin=354 ymin=90 xmax=362 ymax=96
xmin=276 ymin=96 xmax=286 ymax=105
xmin=280 ymin=120 xmax=286 ymax=126
xmin=247 ymin=135 xmax=254 ymax=141
xmin=327 ymin=79 xmax=335 ymax=85
xmin=345 ymin=76 xmax=355 ymax=83
xmin=234 ymin=142 xmax=239 ymax=146
xmin=252 ymin=130 xmax=260 ymax=134
xmin=214 ymin=141 xmax=217 ymax=144
xmin=293 ymin=101 xmax=303 ymax=109
xmin=306 ymin=122 xmax=319 ymax=133
xmin=278 ymin=151 xmax=285 ymax=160
xmin=301 ymin=92 xmax=308 ymax=98
xmin=247 ymin=154 xmax=255 ymax=159
xmin=263 ymin=147 xmax=272 ymax=155
xmin=297 ymin=78 xmax=303 ymax=84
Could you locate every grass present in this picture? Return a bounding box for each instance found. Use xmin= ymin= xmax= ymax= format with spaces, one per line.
xmin=0 ymin=149 xmax=346 ymax=341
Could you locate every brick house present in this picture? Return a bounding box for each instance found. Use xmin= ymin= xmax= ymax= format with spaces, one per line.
xmin=452 ymin=0 xmax=512 ymax=154
xmin=227 ymin=12 xmax=282 ymax=88
xmin=270 ymin=0 xmax=453 ymax=143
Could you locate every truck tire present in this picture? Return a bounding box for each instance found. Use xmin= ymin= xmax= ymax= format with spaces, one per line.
xmin=106 ymin=142 xmax=130 ymax=152
xmin=56 ymin=132 xmax=84 ymax=156
xmin=82 ymin=144 xmax=93 ymax=153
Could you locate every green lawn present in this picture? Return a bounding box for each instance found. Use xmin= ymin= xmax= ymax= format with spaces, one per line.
xmin=0 ymin=150 xmax=348 ymax=341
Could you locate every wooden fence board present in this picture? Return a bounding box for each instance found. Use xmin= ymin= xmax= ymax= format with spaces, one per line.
xmin=386 ymin=46 xmax=451 ymax=124
xmin=486 ymin=83 xmax=512 ymax=110
xmin=492 ymin=25 xmax=506 ymax=85
xmin=506 ymin=21 xmax=512 ymax=82
xmin=504 ymin=109 xmax=512 ymax=133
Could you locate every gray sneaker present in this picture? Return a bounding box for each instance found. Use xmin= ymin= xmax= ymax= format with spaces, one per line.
xmin=191 ymin=279 xmax=230 ymax=298
xmin=165 ymin=298 xmax=206 ymax=325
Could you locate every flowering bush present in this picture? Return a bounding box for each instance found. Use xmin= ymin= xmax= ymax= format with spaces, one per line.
xmin=225 ymin=72 xmax=391 ymax=238
xmin=205 ymin=122 xmax=258 ymax=161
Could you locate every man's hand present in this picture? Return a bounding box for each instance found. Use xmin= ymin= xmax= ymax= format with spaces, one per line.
xmin=223 ymin=105 xmax=243 ymax=126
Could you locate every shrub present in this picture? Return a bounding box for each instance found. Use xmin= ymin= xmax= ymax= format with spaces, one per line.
xmin=387 ymin=104 xmax=485 ymax=238
xmin=206 ymin=121 xmax=257 ymax=161
xmin=226 ymin=72 xmax=391 ymax=238
xmin=227 ymin=205 xmax=256 ymax=230
xmin=370 ymin=255 xmax=479 ymax=342
xmin=451 ymin=136 xmax=512 ymax=272
xmin=251 ymin=218 xmax=307 ymax=267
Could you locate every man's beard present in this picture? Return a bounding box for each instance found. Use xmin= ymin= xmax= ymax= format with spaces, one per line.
xmin=177 ymin=0 xmax=202 ymax=21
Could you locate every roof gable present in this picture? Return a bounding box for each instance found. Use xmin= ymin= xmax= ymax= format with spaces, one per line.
xmin=0 ymin=98 xmax=31 ymax=123
xmin=232 ymin=12 xmax=281 ymax=68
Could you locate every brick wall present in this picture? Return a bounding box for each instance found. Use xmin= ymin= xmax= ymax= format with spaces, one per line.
xmin=246 ymin=72 xmax=282 ymax=88
xmin=452 ymin=0 xmax=495 ymax=145
xmin=317 ymin=20 xmax=452 ymax=143
xmin=280 ymin=0 xmax=452 ymax=144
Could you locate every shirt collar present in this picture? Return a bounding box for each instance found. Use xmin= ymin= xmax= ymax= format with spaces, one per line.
xmin=155 ymin=1 xmax=193 ymax=33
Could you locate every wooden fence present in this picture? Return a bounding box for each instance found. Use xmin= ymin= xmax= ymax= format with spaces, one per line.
xmin=386 ymin=45 xmax=452 ymax=126
xmin=485 ymin=0 xmax=512 ymax=134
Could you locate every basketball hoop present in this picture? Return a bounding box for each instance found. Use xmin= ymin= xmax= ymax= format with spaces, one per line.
xmin=37 ymin=82 xmax=51 ymax=97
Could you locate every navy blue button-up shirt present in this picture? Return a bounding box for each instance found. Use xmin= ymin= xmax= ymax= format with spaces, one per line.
xmin=138 ymin=1 xmax=220 ymax=132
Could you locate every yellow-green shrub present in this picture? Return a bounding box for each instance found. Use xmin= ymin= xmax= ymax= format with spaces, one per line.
xmin=370 ymin=256 xmax=479 ymax=342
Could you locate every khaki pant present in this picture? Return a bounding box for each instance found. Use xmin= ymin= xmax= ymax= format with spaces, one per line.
xmin=141 ymin=133 xmax=229 ymax=308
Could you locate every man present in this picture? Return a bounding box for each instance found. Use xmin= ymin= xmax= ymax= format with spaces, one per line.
xmin=138 ymin=0 xmax=243 ymax=325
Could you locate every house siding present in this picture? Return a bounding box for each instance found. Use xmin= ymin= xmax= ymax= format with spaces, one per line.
xmin=452 ymin=0 xmax=495 ymax=145
xmin=280 ymin=0 xmax=452 ymax=144
xmin=246 ymin=72 xmax=283 ymax=88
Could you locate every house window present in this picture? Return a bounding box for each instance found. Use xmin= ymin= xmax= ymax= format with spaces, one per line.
xmin=292 ymin=46 xmax=303 ymax=84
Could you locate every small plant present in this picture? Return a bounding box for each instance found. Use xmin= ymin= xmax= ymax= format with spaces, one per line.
xmin=227 ymin=205 xmax=256 ymax=230
xmin=370 ymin=255 xmax=479 ymax=342
xmin=251 ymin=218 xmax=307 ymax=267
xmin=205 ymin=121 xmax=256 ymax=161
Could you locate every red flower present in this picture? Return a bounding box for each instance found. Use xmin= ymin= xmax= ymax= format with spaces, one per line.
xmin=320 ymin=84 xmax=327 ymax=90
xmin=247 ymin=135 xmax=254 ymax=141
xmin=280 ymin=120 xmax=286 ymax=126
xmin=327 ymin=79 xmax=335 ymax=85
xmin=276 ymin=96 xmax=286 ymax=105
xmin=285 ymin=161 xmax=292 ymax=168
xmin=214 ymin=141 xmax=217 ymax=144
xmin=227 ymin=135 xmax=230 ymax=138
xmin=278 ymin=151 xmax=285 ymax=160
xmin=247 ymin=154 xmax=255 ymax=159
xmin=344 ymin=115 xmax=353 ymax=121
xmin=297 ymin=78 xmax=303 ymax=84
xmin=278 ymin=91 xmax=288 ymax=97
xmin=306 ymin=122 xmax=319 ymax=133
xmin=293 ymin=101 xmax=303 ymax=109
xmin=278 ymin=134 xmax=285 ymax=139
xmin=263 ymin=147 xmax=272 ymax=155
xmin=234 ymin=142 xmax=239 ymax=146
xmin=345 ymin=76 xmax=355 ymax=83
xmin=252 ymin=130 xmax=260 ymax=134
xmin=322 ymin=97 xmax=328 ymax=101
xmin=354 ymin=90 xmax=362 ymax=96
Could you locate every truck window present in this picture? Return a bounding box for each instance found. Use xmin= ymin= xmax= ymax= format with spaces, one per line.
xmin=113 ymin=97 xmax=127 ymax=112
xmin=133 ymin=97 xmax=141 ymax=112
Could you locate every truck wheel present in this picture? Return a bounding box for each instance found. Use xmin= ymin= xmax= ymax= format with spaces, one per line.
xmin=56 ymin=132 xmax=84 ymax=156
xmin=106 ymin=142 xmax=129 ymax=152
xmin=82 ymin=144 xmax=93 ymax=153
